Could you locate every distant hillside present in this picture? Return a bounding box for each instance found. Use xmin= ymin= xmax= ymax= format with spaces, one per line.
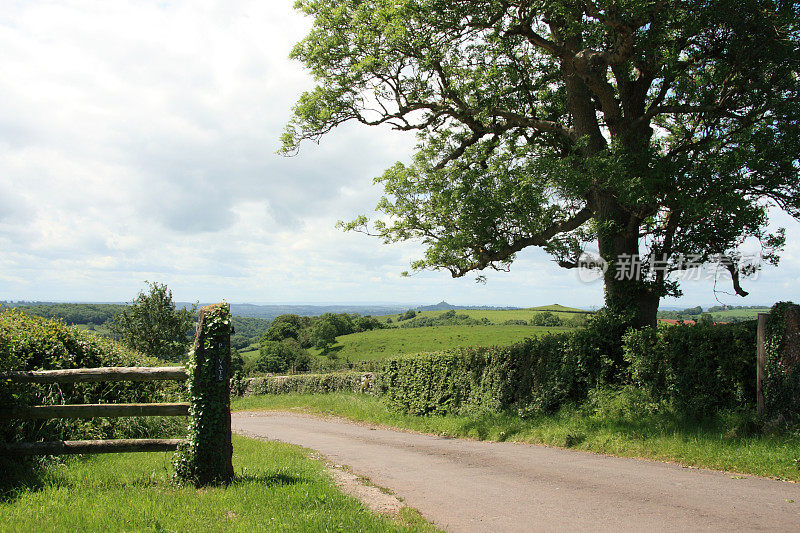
xmin=527 ymin=304 xmax=589 ymax=314
xmin=416 ymin=301 xmax=529 ymax=312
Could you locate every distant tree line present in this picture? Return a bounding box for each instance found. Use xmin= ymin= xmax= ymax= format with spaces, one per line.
xmin=396 ymin=309 xmax=589 ymax=329
xmin=657 ymin=304 xmax=769 ymax=323
xmin=0 ymin=302 xmax=128 ymax=325
xmin=256 ymin=313 xmax=388 ymax=373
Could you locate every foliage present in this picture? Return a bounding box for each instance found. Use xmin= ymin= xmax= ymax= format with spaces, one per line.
xmin=0 ymin=302 xmax=128 ymax=325
xmin=109 ymin=281 xmax=196 ymax=362
xmin=378 ymin=318 xmax=621 ymax=416
xmin=230 ymin=316 xmax=272 ymax=350
xmin=310 ymin=320 xmax=338 ymax=350
xmin=397 ymin=310 xmax=417 ymax=321
xmin=0 ymin=309 xmax=184 ymax=495
xmin=261 ymin=314 xmax=312 ymax=343
xmin=399 ymin=310 xmax=490 ymax=328
xmin=240 ymin=372 xmax=375 ymax=396
xmin=622 ymin=321 xmax=758 ymax=416
xmin=174 ymin=304 xmax=234 ymax=486
xmin=530 ymin=311 xmax=563 ymax=327
xmin=377 ymin=315 xmax=759 ymax=418
xmin=256 ymin=339 xmax=311 ymax=374
xmin=763 ymin=302 xmax=800 ymax=425
xmin=261 ymin=312 xmax=387 ymax=351
xmin=286 ymin=0 xmax=799 ymax=327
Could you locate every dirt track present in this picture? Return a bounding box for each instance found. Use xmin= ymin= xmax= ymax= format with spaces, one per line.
xmin=232 ymin=411 xmax=800 ymax=532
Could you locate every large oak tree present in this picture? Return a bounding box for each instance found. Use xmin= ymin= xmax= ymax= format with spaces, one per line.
xmin=283 ymin=0 xmax=800 ymax=327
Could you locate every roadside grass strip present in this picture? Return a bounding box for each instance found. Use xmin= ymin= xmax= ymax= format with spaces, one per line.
xmin=0 ymin=435 xmax=437 ymax=532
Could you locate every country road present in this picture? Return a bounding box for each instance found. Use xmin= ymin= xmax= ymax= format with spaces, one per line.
xmin=232 ymin=411 xmax=800 ymax=532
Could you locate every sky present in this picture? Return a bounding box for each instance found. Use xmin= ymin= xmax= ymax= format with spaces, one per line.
xmin=1 ymin=0 xmax=799 ymax=310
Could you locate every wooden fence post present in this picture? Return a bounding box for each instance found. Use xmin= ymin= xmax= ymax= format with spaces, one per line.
xmin=757 ymin=312 xmax=767 ymax=416
xmin=173 ymin=303 xmax=234 ymax=485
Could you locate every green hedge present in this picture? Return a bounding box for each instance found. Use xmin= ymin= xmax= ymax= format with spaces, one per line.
xmin=623 ymin=321 xmax=757 ymax=417
xmin=764 ymin=302 xmax=800 ymax=424
xmin=0 ymin=308 xmax=184 ymax=447
xmin=241 ymin=372 xmax=375 ymax=396
xmin=377 ymin=320 xmax=623 ymax=416
xmin=379 ymin=318 xmax=760 ymax=418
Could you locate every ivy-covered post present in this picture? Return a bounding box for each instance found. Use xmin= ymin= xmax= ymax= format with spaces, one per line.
xmin=762 ymin=302 xmax=800 ymax=426
xmin=174 ymin=303 xmax=234 ymax=485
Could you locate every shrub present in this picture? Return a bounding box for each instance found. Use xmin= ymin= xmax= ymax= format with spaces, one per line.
xmin=256 ymin=339 xmax=310 ymax=373
xmin=241 ymin=372 xmax=374 ymax=396
xmin=378 ymin=318 xmax=623 ymax=416
xmin=0 ymin=309 xmax=184 ymax=447
xmin=623 ymin=321 xmax=757 ymax=417
xmin=763 ymin=302 xmax=800 ymax=425
xmin=530 ymin=311 xmax=562 ymax=327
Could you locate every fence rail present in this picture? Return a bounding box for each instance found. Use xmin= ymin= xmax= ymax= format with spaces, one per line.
xmin=0 ymin=366 xmax=187 ymax=384
xmin=0 ymin=439 xmax=184 ymax=456
xmin=1 ymin=365 xmax=189 ymax=456
xmin=1 ymin=402 xmax=189 ymax=420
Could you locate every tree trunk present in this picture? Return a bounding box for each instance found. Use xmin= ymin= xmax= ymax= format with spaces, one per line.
xmin=595 ymin=194 xmax=659 ymax=329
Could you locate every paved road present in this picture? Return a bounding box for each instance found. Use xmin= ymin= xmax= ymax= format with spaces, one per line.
xmin=232 ymin=411 xmax=800 ymax=532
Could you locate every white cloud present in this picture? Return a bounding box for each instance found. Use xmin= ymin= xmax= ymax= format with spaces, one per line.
xmin=0 ymin=0 xmax=798 ymax=309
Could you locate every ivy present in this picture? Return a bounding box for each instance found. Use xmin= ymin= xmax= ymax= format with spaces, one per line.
xmin=763 ymin=302 xmax=800 ymax=426
xmin=173 ymin=304 xmax=234 ymax=486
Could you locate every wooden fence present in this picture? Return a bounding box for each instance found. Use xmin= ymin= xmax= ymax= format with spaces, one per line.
xmin=0 ymin=366 xmax=189 ymax=456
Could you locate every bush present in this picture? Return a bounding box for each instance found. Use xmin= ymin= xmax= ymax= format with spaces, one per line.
xmin=0 ymin=309 xmax=184 ymax=448
xmin=530 ymin=311 xmax=563 ymax=327
xmin=256 ymin=339 xmax=310 ymax=374
xmin=763 ymin=302 xmax=800 ymax=425
xmin=623 ymin=321 xmax=757 ymax=417
xmin=378 ymin=318 xmax=623 ymax=416
xmin=242 ymin=372 xmax=374 ymax=396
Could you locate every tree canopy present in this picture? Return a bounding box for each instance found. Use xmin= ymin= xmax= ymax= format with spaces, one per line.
xmin=283 ymin=0 xmax=800 ymax=327
xmin=109 ymin=282 xmax=196 ymax=362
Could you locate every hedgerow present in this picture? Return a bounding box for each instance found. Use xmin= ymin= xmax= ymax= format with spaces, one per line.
xmin=623 ymin=321 xmax=757 ymax=417
xmin=240 ymin=372 xmax=375 ymax=396
xmin=763 ymin=302 xmax=800 ymax=425
xmin=0 ymin=308 xmax=184 ymax=447
xmin=378 ymin=315 xmax=760 ymax=418
xmin=377 ymin=314 xmax=625 ymax=416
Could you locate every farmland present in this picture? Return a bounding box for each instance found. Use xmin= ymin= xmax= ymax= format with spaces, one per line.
xmin=708 ymin=307 xmax=771 ymax=321
xmin=378 ymin=304 xmax=591 ymax=323
xmin=310 ymin=324 xmax=569 ymax=362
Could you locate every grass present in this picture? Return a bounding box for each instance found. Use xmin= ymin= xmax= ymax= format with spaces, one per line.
xmin=312 ymin=324 xmax=569 ymax=362
xmin=708 ymin=308 xmax=771 ymax=321
xmin=239 ymin=346 xmax=260 ymax=363
xmin=232 ymin=393 xmax=800 ymax=482
xmin=0 ymin=435 xmax=436 ymax=532
xmin=72 ymin=324 xmax=112 ymax=336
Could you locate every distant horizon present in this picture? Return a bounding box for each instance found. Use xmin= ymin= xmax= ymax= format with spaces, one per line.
xmin=1 ymin=298 xmax=776 ymax=313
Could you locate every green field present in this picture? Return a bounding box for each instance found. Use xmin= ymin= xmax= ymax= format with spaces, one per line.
xmin=0 ymin=436 xmax=433 ymax=532
xmin=73 ymin=323 xmax=112 ymax=336
xmin=378 ymin=304 xmax=591 ymax=324
xmin=708 ymin=308 xmax=770 ymax=321
xmin=313 ymin=324 xmax=568 ymax=362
